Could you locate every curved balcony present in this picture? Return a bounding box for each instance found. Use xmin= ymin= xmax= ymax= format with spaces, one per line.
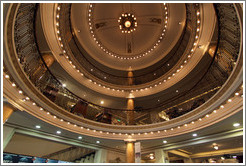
xmin=3 ymin=3 xmax=243 ymax=140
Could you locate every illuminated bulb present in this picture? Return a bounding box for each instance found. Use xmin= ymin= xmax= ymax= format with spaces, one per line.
xmin=60 ymin=119 xmax=63 ymax=121
xmin=233 ymin=123 xmax=240 ymax=127
xmin=25 ymin=97 xmax=30 ymax=100
xmin=213 ymin=110 xmax=217 ymax=113
xmin=163 ymin=140 xmax=167 ymax=143
xmin=220 ymin=105 xmax=224 ymax=108
xmin=184 ymin=124 xmax=187 ymax=127
xmin=19 ymin=90 xmax=23 ymax=94
xmin=124 ymin=21 xmax=131 ymax=28
xmin=199 ymin=118 xmax=202 ymax=121
xmin=32 ymin=103 xmax=36 ymax=105
xmin=54 ymin=116 xmax=56 ymax=118
xmin=192 ymin=121 xmax=195 ymax=124
xmin=213 ymin=145 xmax=219 ymax=150
xmin=206 ymin=114 xmax=209 ymax=117
xmin=228 ymin=99 xmax=232 ymax=102
xmin=5 ymin=75 xmax=9 ymax=78
xmin=235 ymin=92 xmax=239 ymax=96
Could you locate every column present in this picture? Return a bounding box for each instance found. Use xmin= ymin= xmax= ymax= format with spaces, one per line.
xmin=155 ymin=149 xmax=169 ymax=163
xmin=127 ymin=98 xmax=135 ymax=125
xmin=3 ymin=102 xmax=15 ymax=124
xmin=126 ymin=141 xmax=135 ymax=163
xmin=94 ymin=149 xmax=108 ymax=163
xmin=128 ymin=71 xmax=134 ymax=85
xmin=3 ymin=126 xmax=15 ymax=150
xmin=32 ymin=54 xmax=55 ymax=80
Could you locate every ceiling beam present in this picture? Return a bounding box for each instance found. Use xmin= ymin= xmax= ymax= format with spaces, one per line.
xmin=5 ymin=123 xmax=125 ymax=154
xmin=168 ymin=150 xmax=190 ymax=158
xmin=190 ymin=147 xmax=243 ymax=159
xmin=142 ymin=128 xmax=243 ymax=153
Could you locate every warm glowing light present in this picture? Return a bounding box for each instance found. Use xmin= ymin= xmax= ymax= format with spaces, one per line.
xmin=124 ymin=21 xmax=131 ymax=27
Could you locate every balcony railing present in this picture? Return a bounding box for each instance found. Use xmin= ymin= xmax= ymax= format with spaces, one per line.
xmin=11 ymin=3 xmax=240 ymax=126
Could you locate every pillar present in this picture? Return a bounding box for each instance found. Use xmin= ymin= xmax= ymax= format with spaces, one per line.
xmin=32 ymin=54 xmax=54 ymax=80
xmin=127 ymin=98 xmax=135 ymax=125
xmin=94 ymin=149 xmax=107 ymax=163
xmin=128 ymin=71 xmax=134 ymax=85
xmin=155 ymin=149 xmax=169 ymax=163
xmin=3 ymin=126 xmax=15 ymax=150
xmin=3 ymin=102 xmax=14 ymax=124
xmin=126 ymin=141 xmax=135 ymax=163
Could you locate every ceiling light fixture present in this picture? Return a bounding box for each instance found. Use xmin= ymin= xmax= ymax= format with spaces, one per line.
xmin=233 ymin=123 xmax=240 ymax=127
xmin=192 ymin=133 xmax=197 ymax=137
xmin=213 ymin=143 xmax=219 ymax=150
xmin=56 ymin=130 xmax=61 ymax=134
xmin=118 ymin=13 xmax=137 ymax=34
xmin=35 ymin=125 xmax=41 ymax=129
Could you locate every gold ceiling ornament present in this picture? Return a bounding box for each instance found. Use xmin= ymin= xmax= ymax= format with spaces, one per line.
xmin=118 ymin=13 xmax=137 ymax=34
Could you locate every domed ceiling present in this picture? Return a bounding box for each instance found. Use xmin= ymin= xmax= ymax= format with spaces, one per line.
xmin=3 ymin=3 xmax=243 ymax=140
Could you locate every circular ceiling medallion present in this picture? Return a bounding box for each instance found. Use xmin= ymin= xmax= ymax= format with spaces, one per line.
xmin=88 ymin=3 xmax=168 ymax=59
xmin=118 ymin=13 xmax=137 ymax=33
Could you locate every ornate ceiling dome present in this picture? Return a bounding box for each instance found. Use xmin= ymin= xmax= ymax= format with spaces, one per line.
xmin=3 ymin=3 xmax=243 ymax=140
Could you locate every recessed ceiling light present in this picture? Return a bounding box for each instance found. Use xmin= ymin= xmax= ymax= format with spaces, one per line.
xmin=78 ymin=136 xmax=82 ymax=139
xmin=96 ymin=141 xmax=100 ymax=144
xmin=150 ymin=156 xmax=154 ymax=159
xmin=56 ymin=131 xmax=61 ymax=134
xmin=62 ymin=84 xmax=66 ymax=87
xmin=35 ymin=125 xmax=41 ymax=129
xmin=100 ymin=100 xmax=104 ymax=104
xmin=233 ymin=123 xmax=240 ymax=127
xmin=163 ymin=140 xmax=167 ymax=143
xmin=192 ymin=133 xmax=197 ymax=137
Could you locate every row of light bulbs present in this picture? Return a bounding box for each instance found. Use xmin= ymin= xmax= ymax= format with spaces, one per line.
xmin=87 ymin=3 xmax=169 ymax=60
xmin=3 ymin=71 xmax=243 ymax=137
xmin=55 ymin=4 xmax=202 ymax=95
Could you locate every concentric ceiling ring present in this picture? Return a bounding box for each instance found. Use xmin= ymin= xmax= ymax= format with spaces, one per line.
xmin=88 ymin=3 xmax=168 ymax=60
